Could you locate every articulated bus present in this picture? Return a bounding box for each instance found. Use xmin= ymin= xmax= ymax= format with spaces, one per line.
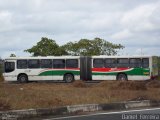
xmin=3 ymin=56 xmax=158 ymax=83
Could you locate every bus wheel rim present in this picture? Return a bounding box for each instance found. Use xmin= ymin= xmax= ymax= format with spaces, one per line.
xmin=66 ymin=75 xmax=73 ymax=82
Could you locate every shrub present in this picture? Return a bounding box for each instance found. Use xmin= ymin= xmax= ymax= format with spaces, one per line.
xmin=111 ymin=81 xmax=147 ymax=90
xmin=71 ymin=80 xmax=88 ymax=88
xmin=0 ymin=99 xmax=11 ymax=111
xmin=146 ymin=80 xmax=160 ymax=88
xmin=97 ymin=81 xmax=147 ymax=90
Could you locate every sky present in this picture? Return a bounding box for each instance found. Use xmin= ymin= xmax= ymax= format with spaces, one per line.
xmin=0 ymin=0 xmax=160 ymax=58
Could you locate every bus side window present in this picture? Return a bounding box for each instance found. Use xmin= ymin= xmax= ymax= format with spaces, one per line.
xmin=142 ymin=58 xmax=149 ymax=68
xmin=53 ymin=59 xmax=65 ymax=68
xmin=66 ymin=59 xmax=78 ymax=68
xmin=104 ymin=58 xmax=117 ymax=68
xmin=28 ymin=59 xmax=40 ymax=68
xmin=41 ymin=59 xmax=52 ymax=68
xmin=17 ymin=60 xmax=28 ymax=69
xmin=5 ymin=62 xmax=15 ymax=73
xmin=93 ymin=59 xmax=104 ymax=68
xmin=129 ymin=58 xmax=141 ymax=68
xmin=117 ymin=58 xmax=129 ymax=68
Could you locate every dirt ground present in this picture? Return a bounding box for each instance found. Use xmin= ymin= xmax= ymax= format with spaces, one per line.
xmin=0 ymin=76 xmax=160 ymax=111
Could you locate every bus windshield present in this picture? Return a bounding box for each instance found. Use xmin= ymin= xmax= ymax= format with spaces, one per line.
xmin=5 ymin=62 xmax=15 ymax=73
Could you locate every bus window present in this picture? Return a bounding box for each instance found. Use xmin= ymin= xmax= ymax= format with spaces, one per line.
xmin=129 ymin=58 xmax=141 ymax=68
xmin=66 ymin=59 xmax=78 ymax=68
xmin=104 ymin=58 xmax=117 ymax=68
xmin=17 ymin=60 xmax=28 ymax=69
xmin=41 ymin=59 xmax=52 ymax=68
xmin=117 ymin=58 xmax=129 ymax=68
xmin=28 ymin=59 xmax=40 ymax=68
xmin=142 ymin=58 xmax=149 ymax=68
xmin=93 ymin=59 xmax=104 ymax=68
xmin=53 ymin=59 xmax=65 ymax=68
xmin=5 ymin=62 xmax=15 ymax=73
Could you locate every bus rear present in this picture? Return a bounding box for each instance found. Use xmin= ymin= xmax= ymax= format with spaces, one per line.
xmin=151 ymin=56 xmax=159 ymax=79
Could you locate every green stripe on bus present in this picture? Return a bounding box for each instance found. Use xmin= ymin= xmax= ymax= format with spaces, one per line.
xmin=39 ymin=68 xmax=150 ymax=76
xmin=92 ymin=68 xmax=150 ymax=76
xmin=39 ymin=70 xmax=80 ymax=76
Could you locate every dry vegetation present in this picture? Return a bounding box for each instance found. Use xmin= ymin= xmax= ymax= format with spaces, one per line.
xmin=0 ymin=75 xmax=4 ymax=82
xmin=0 ymin=77 xmax=160 ymax=111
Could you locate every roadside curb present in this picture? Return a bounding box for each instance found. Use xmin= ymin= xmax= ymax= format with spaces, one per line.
xmin=0 ymin=100 xmax=160 ymax=119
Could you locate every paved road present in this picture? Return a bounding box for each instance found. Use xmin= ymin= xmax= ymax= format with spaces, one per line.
xmin=42 ymin=108 xmax=160 ymax=120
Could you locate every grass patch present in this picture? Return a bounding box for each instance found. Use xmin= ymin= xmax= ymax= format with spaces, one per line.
xmin=0 ymin=80 xmax=160 ymax=111
xmin=157 ymin=76 xmax=160 ymax=80
xmin=110 ymin=81 xmax=147 ymax=90
xmin=96 ymin=81 xmax=147 ymax=90
xmin=0 ymin=99 xmax=10 ymax=111
xmin=71 ymin=80 xmax=88 ymax=88
xmin=146 ymin=80 xmax=160 ymax=88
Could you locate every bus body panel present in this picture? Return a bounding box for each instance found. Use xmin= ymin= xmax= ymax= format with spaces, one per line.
xmin=91 ymin=56 xmax=151 ymax=81
xmin=37 ymin=68 xmax=80 ymax=81
xmin=3 ymin=56 xmax=81 ymax=82
xmin=128 ymin=76 xmax=150 ymax=80
xmin=91 ymin=68 xmax=150 ymax=81
xmin=92 ymin=75 xmax=115 ymax=80
xmin=3 ymin=75 xmax=17 ymax=81
xmin=3 ymin=55 xmax=157 ymax=82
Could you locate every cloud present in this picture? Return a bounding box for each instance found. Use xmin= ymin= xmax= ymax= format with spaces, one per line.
xmin=121 ymin=2 xmax=159 ymax=32
xmin=110 ymin=1 xmax=160 ymax=49
xmin=0 ymin=11 xmax=13 ymax=32
xmin=111 ymin=29 xmax=133 ymax=40
xmin=0 ymin=0 xmax=159 ymax=58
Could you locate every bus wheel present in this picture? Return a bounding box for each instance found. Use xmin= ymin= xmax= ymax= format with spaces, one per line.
xmin=18 ymin=74 xmax=28 ymax=83
xmin=64 ymin=74 xmax=74 ymax=83
xmin=117 ymin=74 xmax=127 ymax=81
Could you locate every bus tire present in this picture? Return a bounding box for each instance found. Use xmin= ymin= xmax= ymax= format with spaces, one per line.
xmin=18 ymin=74 xmax=28 ymax=83
xmin=64 ymin=74 xmax=74 ymax=83
xmin=117 ymin=73 xmax=128 ymax=81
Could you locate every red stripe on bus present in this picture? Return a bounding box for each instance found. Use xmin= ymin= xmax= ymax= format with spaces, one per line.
xmin=92 ymin=68 xmax=130 ymax=72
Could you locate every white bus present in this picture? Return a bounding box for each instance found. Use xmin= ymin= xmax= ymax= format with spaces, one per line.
xmin=3 ymin=56 xmax=159 ymax=83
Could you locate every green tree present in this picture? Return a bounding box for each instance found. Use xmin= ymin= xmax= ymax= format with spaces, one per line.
xmin=10 ymin=54 xmax=16 ymax=57
xmin=63 ymin=38 xmax=124 ymax=56
xmin=24 ymin=37 xmax=67 ymax=56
